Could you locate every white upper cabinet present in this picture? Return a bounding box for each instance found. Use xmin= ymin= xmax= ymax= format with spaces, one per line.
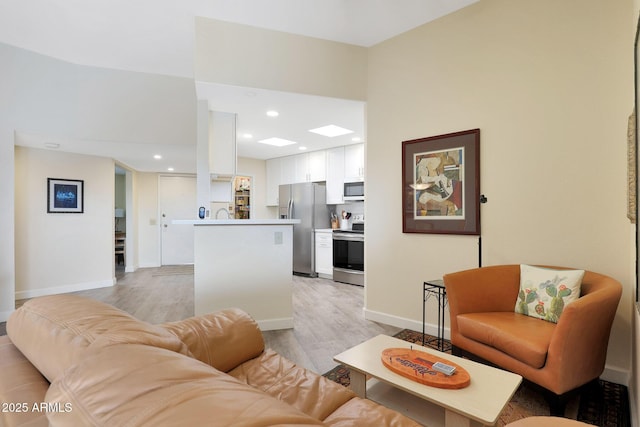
xmin=307 ymin=150 xmax=327 ymax=182
xmin=294 ymin=154 xmax=310 ymax=183
xmin=289 ymin=151 xmax=327 ymax=184
xmin=266 ymin=157 xmax=282 ymax=206
xmin=344 ymin=143 xmax=364 ymax=182
xmin=265 ymin=151 xmax=327 ymax=206
xmin=209 ymin=111 xmax=237 ymax=178
xmin=280 ymin=155 xmax=296 ymax=185
xmin=325 ymin=146 xmax=345 ymax=204
xmin=266 ymin=145 xmax=362 ymax=206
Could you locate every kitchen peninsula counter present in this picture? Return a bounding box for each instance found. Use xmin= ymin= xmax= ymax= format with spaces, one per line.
xmin=173 ymin=219 xmax=300 ymax=330
xmin=173 ymin=219 xmax=300 ymax=226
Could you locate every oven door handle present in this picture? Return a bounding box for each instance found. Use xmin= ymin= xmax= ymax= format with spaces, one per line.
xmin=332 ymin=233 xmax=364 ymax=242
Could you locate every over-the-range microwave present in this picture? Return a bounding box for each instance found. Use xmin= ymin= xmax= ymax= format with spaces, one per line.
xmin=343 ymin=181 xmax=364 ymax=201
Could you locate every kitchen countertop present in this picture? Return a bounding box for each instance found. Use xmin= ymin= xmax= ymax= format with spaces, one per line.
xmin=173 ymin=219 xmax=300 ymax=226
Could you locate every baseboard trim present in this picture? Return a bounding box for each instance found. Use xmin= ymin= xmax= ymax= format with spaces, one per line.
xmin=137 ymin=262 xmax=161 ymax=268
xmin=363 ymin=308 xmax=451 ymax=340
xmin=600 ymin=364 xmax=631 ymax=387
xmin=257 ymin=317 xmax=294 ymax=331
xmin=15 ymin=279 xmax=113 ymax=300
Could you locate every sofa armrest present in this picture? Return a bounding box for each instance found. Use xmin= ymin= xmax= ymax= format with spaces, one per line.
xmin=161 ymin=308 xmax=265 ymax=373
xmin=444 ymin=265 xmax=521 ymax=316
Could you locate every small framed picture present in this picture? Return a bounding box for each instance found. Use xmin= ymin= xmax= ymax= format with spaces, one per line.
xmin=47 ymin=178 xmax=84 ymax=213
xmin=402 ymin=129 xmax=480 ymax=235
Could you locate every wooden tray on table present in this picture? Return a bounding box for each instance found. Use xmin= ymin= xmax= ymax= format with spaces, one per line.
xmin=381 ymin=347 xmax=470 ymax=389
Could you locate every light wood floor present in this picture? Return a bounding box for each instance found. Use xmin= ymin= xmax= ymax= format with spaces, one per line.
xmin=9 ymin=266 xmax=401 ymax=374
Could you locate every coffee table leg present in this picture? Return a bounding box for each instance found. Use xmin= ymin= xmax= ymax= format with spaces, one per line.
xmin=445 ymin=409 xmax=483 ymax=427
xmin=349 ymin=369 xmax=367 ymax=398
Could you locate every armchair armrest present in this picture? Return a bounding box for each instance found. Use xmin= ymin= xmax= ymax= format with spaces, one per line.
xmin=161 ymin=308 xmax=265 ymax=373
xmin=543 ymin=272 xmax=622 ymax=393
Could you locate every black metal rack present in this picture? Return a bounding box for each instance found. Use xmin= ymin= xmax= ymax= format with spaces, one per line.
xmin=422 ymin=279 xmax=451 ymax=352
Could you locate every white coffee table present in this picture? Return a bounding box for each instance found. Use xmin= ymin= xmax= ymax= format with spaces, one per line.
xmin=333 ymin=334 xmax=522 ymax=427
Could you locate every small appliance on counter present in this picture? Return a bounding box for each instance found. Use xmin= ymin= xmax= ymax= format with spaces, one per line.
xmin=339 ymin=210 xmax=352 ymax=230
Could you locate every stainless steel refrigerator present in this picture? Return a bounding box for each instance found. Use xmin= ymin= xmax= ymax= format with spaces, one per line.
xmin=279 ymin=182 xmax=330 ymax=276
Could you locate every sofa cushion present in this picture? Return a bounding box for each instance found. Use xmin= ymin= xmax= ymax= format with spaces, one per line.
xmin=45 ymin=343 xmax=323 ymax=427
xmin=515 ymin=264 xmax=584 ymax=323
xmin=228 ymin=348 xmax=355 ymax=421
xmin=0 ymin=336 xmax=49 ymax=427
xmin=7 ymin=295 xmax=191 ymax=383
xmin=457 ymin=312 xmax=555 ymax=368
xmin=161 ymin=308 xmax=264 ymax=373
xmin=323 ymin=396 xmax=422 ymax=427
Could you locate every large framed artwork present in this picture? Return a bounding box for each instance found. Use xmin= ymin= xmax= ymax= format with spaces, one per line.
xmin=47 ymin=178 xmax=84 ymax=213
xmin=402 ymin=129 xmax=480 ymax=235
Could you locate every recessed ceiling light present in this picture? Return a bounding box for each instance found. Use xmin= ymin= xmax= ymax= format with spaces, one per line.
xmin=154 ymin=154 xmax=162 ymax=159
xmin=309 ymin=125 xmax=354 ymax=138
xmin=167 ymin=167 xmax=174 ymax=172
xmin=44 ymin=142 xmax=60 ymax=149
xmin=266 ymin=110 xmax=279 ymax=117
xmin=299 ymin=146 xmax=307 ymax=150
xmin=242 ymin=133 xmax=253 ymax=139
xmin=352 ymin=137 xmax=362 ymax=142
xmin=258 ymin=137 xmax=297 ymax=147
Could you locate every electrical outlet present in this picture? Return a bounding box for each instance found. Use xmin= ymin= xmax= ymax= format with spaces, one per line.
xmin=352 ymin=214 xmax=364 ymax=222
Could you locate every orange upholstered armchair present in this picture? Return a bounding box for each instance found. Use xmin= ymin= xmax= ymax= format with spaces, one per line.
xmin=443 ymin=265 xmax=622 ymax=415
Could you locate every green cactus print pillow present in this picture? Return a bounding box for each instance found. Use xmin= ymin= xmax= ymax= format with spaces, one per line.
xmin=514 ymin=265 xmax=585 ymax=323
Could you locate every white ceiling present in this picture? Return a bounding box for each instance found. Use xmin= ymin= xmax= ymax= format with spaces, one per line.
xmin=198 ymin=82 xmax=367 ymax=160
xmin=1 ymin=0 xmax=479 ymax=172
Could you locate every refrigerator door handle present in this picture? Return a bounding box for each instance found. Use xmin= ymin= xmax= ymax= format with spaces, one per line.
xmin=288 ymin=199 xmax=294 ymax=219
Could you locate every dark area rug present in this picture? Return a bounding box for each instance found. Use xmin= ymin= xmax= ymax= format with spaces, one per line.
xmin=323 ymin=329 xmax=631 ymax=427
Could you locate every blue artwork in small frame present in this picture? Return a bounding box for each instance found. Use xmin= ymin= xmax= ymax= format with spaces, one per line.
xmin=47 ymin=178 xmax=84 ymax=213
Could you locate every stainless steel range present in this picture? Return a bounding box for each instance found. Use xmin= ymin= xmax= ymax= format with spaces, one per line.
xmin=332 ymin=222 xmax=364 ymax=286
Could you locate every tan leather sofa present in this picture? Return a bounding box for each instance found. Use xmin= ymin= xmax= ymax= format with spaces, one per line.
xmin=443 ymin=265 xmax=622 ymax=415
xmin=0 ymin=294 xmax=420 ymax=427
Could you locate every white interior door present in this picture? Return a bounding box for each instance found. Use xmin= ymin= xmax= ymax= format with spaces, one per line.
xmin=159 ymin=175 xmax=196 ymax=265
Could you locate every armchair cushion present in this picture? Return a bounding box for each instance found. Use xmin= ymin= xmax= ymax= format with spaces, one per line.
xmin=457 ymin=312 xmax=555 ymax=368
xmin=515 ymin=265 xmax=584 ymax=323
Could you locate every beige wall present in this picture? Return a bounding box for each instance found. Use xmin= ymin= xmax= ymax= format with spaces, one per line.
xmin=366 ymin=0 xmax=634 ymax=382
xmin=194 ymin=18 xmax=367 ymax=101
xmin=14 ymin=147 xmax=114 ymax=298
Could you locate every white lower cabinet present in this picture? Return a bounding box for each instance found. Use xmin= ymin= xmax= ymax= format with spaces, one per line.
xmin=315 ymin=229 xmax=333 ymax=279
